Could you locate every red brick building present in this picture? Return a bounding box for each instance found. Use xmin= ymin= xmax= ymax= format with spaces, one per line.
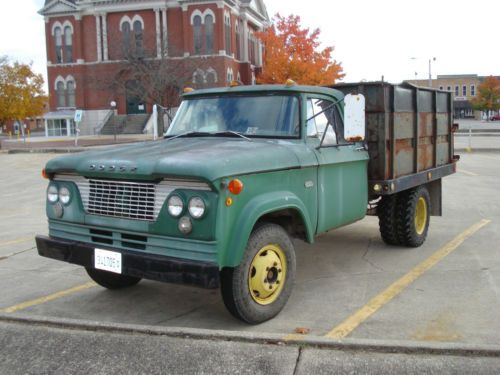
xmin=39 ymin=0 xmax=269 ymax=136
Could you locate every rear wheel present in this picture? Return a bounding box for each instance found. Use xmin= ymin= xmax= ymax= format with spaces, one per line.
xmin=85 ymin=267 xmax=141 ymax=289
xmin=396 ymin=186 xmax=431 ymax=247
xmin=220 ymin=223 xmax=296 ymax=324
xmin=378 ymin=195 xmax=401 ymax=245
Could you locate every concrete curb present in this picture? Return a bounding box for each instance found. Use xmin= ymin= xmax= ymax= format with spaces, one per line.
xmin=1 ymin=313 xmax=499 ymax=358
xmin=7 ymin=148 xmax=87 ymax=154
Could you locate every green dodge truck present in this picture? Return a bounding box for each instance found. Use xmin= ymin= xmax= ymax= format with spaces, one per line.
xmin=36 ymin=82 xmax=458 ymax=323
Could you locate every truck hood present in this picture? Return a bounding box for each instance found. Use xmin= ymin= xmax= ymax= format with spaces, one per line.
xmin=45 ymin=138 xmax=310 ymax=182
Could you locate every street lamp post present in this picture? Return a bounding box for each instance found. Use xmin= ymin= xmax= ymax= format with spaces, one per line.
xmin=410 ymin=57 xmax=437 ymax=87
xmin=110 ymin=100 xmax=117 ymax=142
xmin=428 ymin=57 xmax=436 ymax=88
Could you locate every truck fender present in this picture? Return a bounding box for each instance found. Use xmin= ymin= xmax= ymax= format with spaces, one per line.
xmin=221 ymin=191 xmax=314 ymax=267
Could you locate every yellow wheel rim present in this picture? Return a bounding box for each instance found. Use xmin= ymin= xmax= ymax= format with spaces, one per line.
xmin=415 ymin=197 xmax=427 ymax=235
xmin=248 ymin=244 xmax=287 ymax=305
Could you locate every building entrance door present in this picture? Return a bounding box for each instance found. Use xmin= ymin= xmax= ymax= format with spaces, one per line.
xmin=125 ymin=80 xmax=146 ymax=114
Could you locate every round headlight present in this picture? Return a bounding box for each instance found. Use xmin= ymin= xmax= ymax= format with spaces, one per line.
xmin=47 ymin=185 xmax=58 ymax=203
xmin=59 ymin=187 xmax=71 ymax=205
xmin=167 ymin=195 xmax=183 ymax=217
xmin=188 ymin=197 xmax=206 ymax=219
xmin=178 ymin=216 xmax=192 ymax=234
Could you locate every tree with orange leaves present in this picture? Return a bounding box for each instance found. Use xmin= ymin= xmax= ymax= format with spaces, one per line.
xmin=470 ymin=76 xmax=500 ymax=120
xmin=256 ymin=14 xmax=344 ymax=85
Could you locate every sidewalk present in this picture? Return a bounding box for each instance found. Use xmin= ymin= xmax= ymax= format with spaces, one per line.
xmin=0 ymin=134 xmax=153 ymax=152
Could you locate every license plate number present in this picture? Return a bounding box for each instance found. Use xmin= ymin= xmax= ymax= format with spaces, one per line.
xmin=94 ymin=249 xmax=122 ymax=274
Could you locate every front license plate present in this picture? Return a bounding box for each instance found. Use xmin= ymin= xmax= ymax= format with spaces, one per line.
xmin=94 ymin=248 xmax=122 ymax=274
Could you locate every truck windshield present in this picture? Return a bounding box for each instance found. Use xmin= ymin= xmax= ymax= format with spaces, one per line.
xmin=166 ymin=95 xmax=300 ymax=138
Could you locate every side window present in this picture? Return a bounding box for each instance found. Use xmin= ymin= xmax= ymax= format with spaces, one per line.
xmin=306 ymin=98 xmax=337 ymax=145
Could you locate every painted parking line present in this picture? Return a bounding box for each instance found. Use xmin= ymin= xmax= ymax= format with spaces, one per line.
xmin=0 ymin=237 xmax=33 ymax=248
xmin=0 ymin=282 xmax=97 ymax=314
xmin=458 ymin=169 xmax=478 ymax=177
xmin=323 ymin=219 xmax=491 ymax=339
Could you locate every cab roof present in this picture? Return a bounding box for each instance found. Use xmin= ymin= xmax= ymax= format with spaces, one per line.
xmin=182 ymin=84 xmax=345 ymax=101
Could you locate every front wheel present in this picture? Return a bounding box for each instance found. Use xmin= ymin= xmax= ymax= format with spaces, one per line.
xmin=85 ymin=267 xmax=141 ymax=289
xmin=220 ymin=223 xmax=296 ymax=324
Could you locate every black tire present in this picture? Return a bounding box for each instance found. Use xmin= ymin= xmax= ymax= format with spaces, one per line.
xmin=396 ymin=186 xmax=431 ymax=247
xmin=378 ymin=195 xmax=401 ymax=245
xmin=85 ymin=267 xmax=141 ymax=289
xmin=220 ymin=223 xmax=296 ymax=324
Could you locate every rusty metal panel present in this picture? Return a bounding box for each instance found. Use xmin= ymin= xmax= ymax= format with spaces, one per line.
xmin=393 ymin=113 xmax=414 ymax=140
xmin=436 ymin=114 xmax=449 ymax=135
xmin=394 ymin=86 xmax=414 ymax=112
xmin=418 ymin=90 xmax=433 ymax=112
xmin=395 ymin=139 xmax=414 ymax=176
xmin=436 ymin=92 xmax=449 ymax=112
xmin=418 ymin=138 xmax=434 ymax=171
xmin=333 ymin=82 xmax=454 ymax=183
xmin=419 ymin=113 xmax=433 ymax=137
xmin=437 ymin=141 xmax=450 ymax=166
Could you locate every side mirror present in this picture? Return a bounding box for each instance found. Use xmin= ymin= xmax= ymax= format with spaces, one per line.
xmin=344 ymin=94 xmax=365 ymax=142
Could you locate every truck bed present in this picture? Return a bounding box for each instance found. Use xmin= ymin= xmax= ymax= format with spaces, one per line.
xmin=333 ymin=82 xmax=458 ymax=195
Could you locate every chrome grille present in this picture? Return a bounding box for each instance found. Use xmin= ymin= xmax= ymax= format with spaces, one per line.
xmin=54 ymin=175 xmax=211 ymax=221
xmin=87 ymin=179 xmax=156 ymax=220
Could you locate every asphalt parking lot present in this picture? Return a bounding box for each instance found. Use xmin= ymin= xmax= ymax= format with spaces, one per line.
xmin=0 ymin=151 xmax=499 ymax=372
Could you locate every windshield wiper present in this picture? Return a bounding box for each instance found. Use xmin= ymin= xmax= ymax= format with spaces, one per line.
xmin=164 ymin=131 xmax=212 ymax=141
xmin=164 ymin=130 xmax=252 ymax=142
xmin=214 ymin=131 xmax=252 ymax=141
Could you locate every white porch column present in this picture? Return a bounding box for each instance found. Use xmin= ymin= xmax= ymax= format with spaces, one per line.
xmin=155 ymin=9 xmax=161 ymax=58
xmin=242 ymin=19 xmax=249 ymax=63
xmin=65 ymin=119 xmax=71 ymax=137
xmin=102 ymin=14 xmax=108 ymax=61
xmin=95 ymin=15 xmax=102 ymax=61
xmin=44 ymin=119 xmax=48 ymax=137
xmin=161 ymin=8 xmax=168 ymax=53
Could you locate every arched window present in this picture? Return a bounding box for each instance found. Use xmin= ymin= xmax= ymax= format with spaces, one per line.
xmin=54 ymin=27 xmax=63 ymax=63
xmin=122 ymin=22 xmax=131 ymax=54
xmin=67 ymin=80 xmax=76 ymax=107
xmin=133 ymin=20 xmax=143 ymax=56
xmin=193 ymin=15 xmax=202 ymax=55
xmin=193 ymin=69 xmax=205 ymax=88
xmin=56 ymin=81 xmax=66 ymax=107
xmin=205 ymin=15 xmax=214 ymax=55
xmin=224 ymin=14 xmax=231 ymax=55
xmin=63 ymin=26 xmax=73 ymax=63
xmin=227 ymin=68 xmax=234 ymax=83
xmin=206 ymin=69 xmax=217 ymax=86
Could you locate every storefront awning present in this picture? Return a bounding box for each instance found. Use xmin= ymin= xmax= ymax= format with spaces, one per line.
xmin=43 ymin=110 xmax=75 ymax=120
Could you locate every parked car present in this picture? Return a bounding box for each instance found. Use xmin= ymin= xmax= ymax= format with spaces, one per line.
xmin=489 ymin=115 xmax=500 ymax=121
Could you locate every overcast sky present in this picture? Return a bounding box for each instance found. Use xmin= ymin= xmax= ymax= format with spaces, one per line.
xmin=1 ymin=0 xmax=499 ymax=93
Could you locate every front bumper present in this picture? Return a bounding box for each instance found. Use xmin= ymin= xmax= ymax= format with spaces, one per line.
xmin=36 ymin=235 xmax=220 ymax=289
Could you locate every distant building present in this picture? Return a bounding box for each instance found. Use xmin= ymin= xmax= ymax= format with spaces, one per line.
xmin=39 ymin=0 xmax=269 ymax=136
xmin=406 ymin=74 xmax=500 ymax=120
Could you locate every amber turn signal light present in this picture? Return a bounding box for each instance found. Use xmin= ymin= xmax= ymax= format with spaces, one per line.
xmin=42 ymin=168 xmax=49 ymax=179
xmin=228 ymin=179 xmax=244 ymax=195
